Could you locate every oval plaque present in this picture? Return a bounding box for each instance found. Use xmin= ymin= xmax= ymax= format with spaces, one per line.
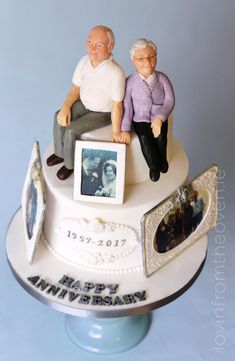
xmin=55 ymin=218 xmax=138 ymax=265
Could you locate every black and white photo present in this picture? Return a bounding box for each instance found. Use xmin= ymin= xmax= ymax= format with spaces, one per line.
xmin=74 ymin=141 xmax=126 ymax=204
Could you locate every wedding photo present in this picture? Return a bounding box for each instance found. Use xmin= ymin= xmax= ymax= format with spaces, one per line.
xmin=74 ymin=141 xmax=126 ymax=204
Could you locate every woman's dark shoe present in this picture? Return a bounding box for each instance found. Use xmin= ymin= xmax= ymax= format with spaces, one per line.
xmin=160 ymin=160 xmax=169 ymax=173
xmin=149 ymin=168 xmax=160 ymax=182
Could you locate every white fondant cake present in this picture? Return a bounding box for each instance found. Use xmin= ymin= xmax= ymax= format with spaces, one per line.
xmin=42 ymin=115 xmax=189 ymax=274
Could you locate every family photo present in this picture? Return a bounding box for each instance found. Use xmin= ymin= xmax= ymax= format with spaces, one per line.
xmin=155 ymin=189 xmax=206 ymax=253
xmin=26 ymin=178 xmax=38 ymax=239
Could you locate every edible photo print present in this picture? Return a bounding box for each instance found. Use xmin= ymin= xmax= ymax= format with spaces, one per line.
xmin=142 ymin=165 xmax=218 ymax=277
xmin=21 ymin=141 xmax=46 ymax=263
xmin=74 ymin=141 xmax=126 ymax=204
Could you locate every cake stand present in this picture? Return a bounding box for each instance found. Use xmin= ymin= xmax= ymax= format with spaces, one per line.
xmin=6 ymin=208 xmax=208 ymax=354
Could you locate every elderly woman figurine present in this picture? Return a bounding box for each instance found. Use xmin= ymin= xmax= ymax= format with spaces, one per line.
xmin=120 ymin=39 xmax=175 ymax=182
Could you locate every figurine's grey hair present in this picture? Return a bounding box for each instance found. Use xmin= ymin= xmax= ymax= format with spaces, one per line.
xmin=130 ymin=38 xmax=157 ymax=59
xmin=91 ymin=25 xmax=115 ymax=48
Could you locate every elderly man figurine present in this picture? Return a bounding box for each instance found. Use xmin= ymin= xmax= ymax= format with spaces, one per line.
xmin=47 ymin=25 xmax=125 ymax=180
xmin=120 ymin=39 xmax=175 ymax=182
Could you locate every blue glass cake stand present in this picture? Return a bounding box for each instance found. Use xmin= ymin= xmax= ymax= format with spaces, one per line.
xmin=65 ymin=313 xmax=151 ymax=354
xmin=6 ymin=209 xmax=208 ymax=354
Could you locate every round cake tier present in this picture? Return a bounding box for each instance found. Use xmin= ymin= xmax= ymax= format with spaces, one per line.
xmin=42 ymin=139 xmax=189 ymax=273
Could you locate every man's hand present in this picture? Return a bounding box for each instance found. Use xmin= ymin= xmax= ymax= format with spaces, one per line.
xmin=151 ymin=117 xmax=163 ymax=138
xmin=112 ymin=131 xmax=131 ymax=144
xmin=57 ymin=106 xmax=71 ymax=127
xmin=57 ymin=84 xmax=80 ymax=127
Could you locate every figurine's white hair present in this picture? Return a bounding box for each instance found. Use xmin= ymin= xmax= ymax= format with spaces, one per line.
xmin=129 ymin=38 xmax=157 ymax=60
xmin=91 ymin=25 xmax=115 ymax=48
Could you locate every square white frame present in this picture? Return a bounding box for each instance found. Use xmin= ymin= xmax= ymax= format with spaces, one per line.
xmin=74 ymin=140 xmax=126 ymax=204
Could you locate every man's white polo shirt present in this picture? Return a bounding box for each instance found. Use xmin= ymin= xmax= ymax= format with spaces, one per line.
xmin=72 ymin=55 xmax=125 ymax=112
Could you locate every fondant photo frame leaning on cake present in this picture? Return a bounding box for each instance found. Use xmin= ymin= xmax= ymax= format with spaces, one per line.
xmin=21 ymin=141 xmax=46 ymax=263
xmin=142 ymin=165 xmax=218 ymax=277
xmin=74 ymin=140 xmax=126 ymax=204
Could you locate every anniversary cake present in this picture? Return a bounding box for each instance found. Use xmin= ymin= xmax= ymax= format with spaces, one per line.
xmin=20 ymin=26 xmax=217 ymax=283
xmin=38 ymin=26 xmax=187 ymax=275
xmin=5 ymin=25 xmax=219 ymax=326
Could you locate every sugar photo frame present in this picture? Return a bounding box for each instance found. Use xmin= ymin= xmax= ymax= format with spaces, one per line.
xmin=142 ymin=165 xmax=218 ymax=277
xmin=21 ymin=142 xmax=46 ymax=263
